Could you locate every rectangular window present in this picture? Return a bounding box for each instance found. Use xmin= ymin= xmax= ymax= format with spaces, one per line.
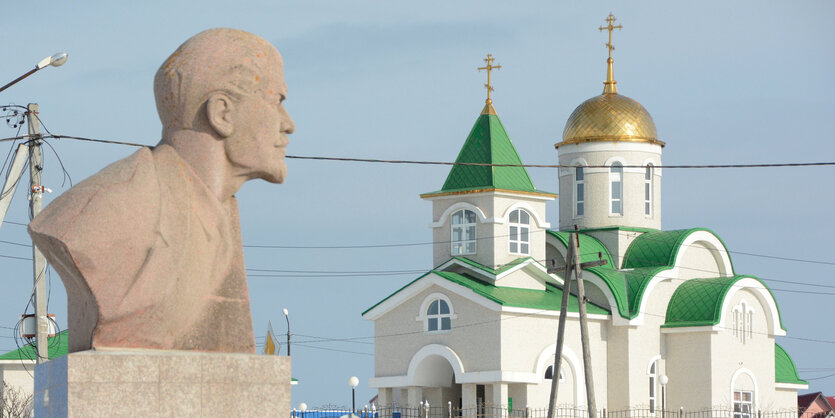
xmin=610 ymin=163 xmax=623 ymax=215
xmin=733 ymin=391 xmax=753 ymax=418
xmin=645 ymin=165 xmax=653 ymax=216
xmin=575 ymin=167 xmax=585 ymax=217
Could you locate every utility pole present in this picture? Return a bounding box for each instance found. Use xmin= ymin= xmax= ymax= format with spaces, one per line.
xmin=26 ymin=103 xmax=49 ymax=363
xmin=573 ymin=226 xmax=598 ymax=418
xmin=546 ymin=227 xmax=607 ymax=418
xmin=546 ymin=232 xmax=575 ymax=418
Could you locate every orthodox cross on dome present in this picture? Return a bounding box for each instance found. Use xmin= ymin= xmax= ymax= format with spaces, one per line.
xmin=478 ymin=54 xmax=501 ymax=105
xmin=599 ymin=13 xmax=622 ymax=60
xmin=598 ymin=13 xmax=622 ymax=94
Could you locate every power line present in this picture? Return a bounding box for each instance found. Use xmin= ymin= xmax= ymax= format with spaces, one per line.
xmin=3 ymin=133 xmax=835 ymax=169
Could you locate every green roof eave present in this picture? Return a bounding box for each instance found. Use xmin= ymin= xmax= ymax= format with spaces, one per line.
xmin=432 ymin=271 xmax=609 ymax=314
xmin=433 ymin=112 xmax=540 ymax=195
xmin=447 ymin=256 xmax=533 ymax=276
xmin=0 ymin=330 xmax=68 ymax=360
xmin=546 ymin=230 xmax=615 ymax=267
xmin=774 ymin=343 xmax=807 ymax=385
xmin=362 ymin=263 xmax=611 ymax=317
xmin=362 ymin=271 xmax=432 ymax=316
xmin=421 ymin=187 xmax=556 ymax=199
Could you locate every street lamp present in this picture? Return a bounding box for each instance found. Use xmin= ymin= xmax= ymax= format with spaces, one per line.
xmin=659 ymin=375 xmax=669 ymax=418
xmin=349 ymin=376 xmax=359 ymax=413
xmin=0 ymin=53 xmax=68 ymax=94
xmin=283 ymin=308 xmax=290 ymax=356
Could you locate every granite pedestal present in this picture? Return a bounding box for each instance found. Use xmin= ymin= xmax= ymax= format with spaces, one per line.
xmin=34 ymin=350 xmax=290 ymax=417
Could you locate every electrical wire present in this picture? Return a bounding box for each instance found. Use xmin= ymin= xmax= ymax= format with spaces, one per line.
xmin=2 ymin=133 xmax=835 ymax=169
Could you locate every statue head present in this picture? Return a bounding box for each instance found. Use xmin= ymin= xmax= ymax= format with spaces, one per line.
xmin=154 ymin=28 xmax=294 ymax=184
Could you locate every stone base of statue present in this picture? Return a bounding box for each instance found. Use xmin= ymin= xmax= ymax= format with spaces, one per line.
xmin=34 ymin=349 xmax=290 ymax=417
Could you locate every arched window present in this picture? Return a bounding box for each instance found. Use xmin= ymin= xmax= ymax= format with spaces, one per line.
xmin=649 ymin=360 xmax=657 ymax=413
xmin=544 ymin=365 xmax=565 ymax=382
xmin=574 ymin=166 xmax=585 ymax=217
xmin=451 ymin=209 xmax=477 ymax=255
xmin=733 ymin=391 xmax=753 ymax=418
xmin=426 ymin=298 xmax=452 ymax=332
xmin=610 ymin=162 xmax=623 ymax=215
xmin=508 ymin=209 xmax=530 ymax=255
xmin=644 ymin=164 xmax=653 ymax=216
xmin=733 ymin=301 xmax=754 ymax=344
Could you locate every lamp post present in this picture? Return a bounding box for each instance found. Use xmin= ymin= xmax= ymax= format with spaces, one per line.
xmin=283 ymin=308 xmax=290 ymax=356
xmin=349 ymin=376 xmax=359 ymax=414
xmin=659 ymin=375 xmax=668 ymax=418
xmin=299 ymin=402 xmax=307 ymax=418
xmin=0 ymin=53 xmax=68 ymax=94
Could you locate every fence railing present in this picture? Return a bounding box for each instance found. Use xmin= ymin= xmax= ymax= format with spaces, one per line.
xmin=291 ymin=406 xmax=803 ymax=418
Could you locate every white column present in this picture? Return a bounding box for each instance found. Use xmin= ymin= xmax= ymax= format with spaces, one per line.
xmin=377 ymin=388 xmax=392 ymax=407
xmin=491 ymin=383 xmax=508 ymax=407
xmin=462 ymin=383 xmax=477 ymax=418
xmin=377 ymin=388 xmax=393 ymax=418
xmin=407 ymin=386 xmax=423 ymax=408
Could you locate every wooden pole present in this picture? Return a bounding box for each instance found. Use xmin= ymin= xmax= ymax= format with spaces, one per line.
xmin=573 ymin=226 xmax=597 ymax=418
xmin=546 ymin=233 xmax=575 ymax=418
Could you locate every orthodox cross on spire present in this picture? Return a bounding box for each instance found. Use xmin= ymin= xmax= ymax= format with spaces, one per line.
xmin=478 ymin=54 xmax=502 ymax=105
xmin=598 ymin=13 xmax=622 ymax=94
xmin=599 ymin=13 xmax=622 ymax=60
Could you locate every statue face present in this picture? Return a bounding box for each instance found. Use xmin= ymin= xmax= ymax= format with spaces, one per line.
xmin=224 ymin=51 xmax=295 ymax=184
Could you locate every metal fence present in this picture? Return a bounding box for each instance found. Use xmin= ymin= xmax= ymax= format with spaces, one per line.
xmin=292 ymin=406 xmax=803 ymax=418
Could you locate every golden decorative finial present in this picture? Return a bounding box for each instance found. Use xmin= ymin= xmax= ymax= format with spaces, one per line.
xmin=598 ymin=13 xmax=622 ymax=94
xmin=478 ymin=54 xmax=501 ymax=105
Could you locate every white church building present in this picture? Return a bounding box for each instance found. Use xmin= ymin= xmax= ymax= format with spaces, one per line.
xmin=362 ymin=19 xmax=806 ymax=414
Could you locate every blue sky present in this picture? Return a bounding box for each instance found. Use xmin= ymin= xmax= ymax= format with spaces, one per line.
xmin=1 ymin=0 xmax=833 ymax=407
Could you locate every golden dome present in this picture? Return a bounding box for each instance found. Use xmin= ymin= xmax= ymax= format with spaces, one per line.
xmin=558 ymin=92 xmax=664 ymax=147
xmin=558 ymin=13 xmax=665 ymax=148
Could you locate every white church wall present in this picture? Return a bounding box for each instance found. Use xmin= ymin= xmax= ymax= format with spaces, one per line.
xmin=0 ymin=362 xmax=34 ymax=402
xmin=709 ymin=288 xmax=778 ymax=411
xmin=503 ymin=313 xmax=606 ymax=409
xmin=772 ymin=389 xmax=799 ymax=413
xmin=676 ymin=241 xmax=729 ymax=280
xmin=665 ymin=331 xmax=713 ymax=411
xmin=614 ymin=279 xmax=678 ymax=410
xmin=495 ymin=269 xmax=545 ymax=290
xmin=373 ymin=283 xmax=501 ymax=378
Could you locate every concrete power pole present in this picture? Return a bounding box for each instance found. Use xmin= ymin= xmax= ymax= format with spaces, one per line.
xmin=26 ymin=103 xmax=49 ymax=364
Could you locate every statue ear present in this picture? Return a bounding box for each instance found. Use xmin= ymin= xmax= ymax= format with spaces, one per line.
xmin=206 ymin=93 xmax=235 ymax=137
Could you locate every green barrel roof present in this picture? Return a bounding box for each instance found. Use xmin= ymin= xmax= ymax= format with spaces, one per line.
xmin=622 ymin=228 xmax=733 ymax=270
xmin=0 ymin=330 xmax=68 ymax=360
xmin=774 ymin=343 xmax=807 ymax=385
xmin=662 ymin=275 xmax=785 ymax=330
xmin=422 ymin=111 xmax=553 ymax=197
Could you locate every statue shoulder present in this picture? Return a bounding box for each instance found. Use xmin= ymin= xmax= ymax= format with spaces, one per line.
xmin=28 ymin=147 xmax=161 ymax=243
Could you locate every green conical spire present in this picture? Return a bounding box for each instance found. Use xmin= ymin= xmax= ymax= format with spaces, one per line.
xmin=423 ymin=108 xmax=552 ymax=197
